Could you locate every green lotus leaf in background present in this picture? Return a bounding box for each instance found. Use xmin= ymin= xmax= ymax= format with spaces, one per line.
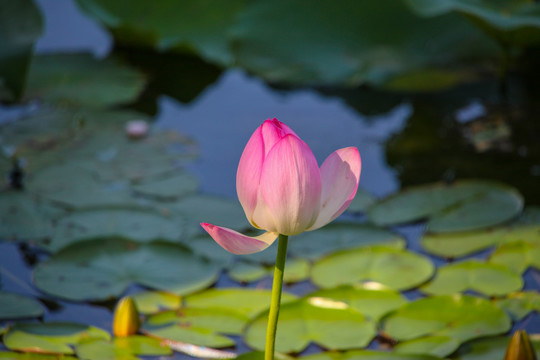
xmin=3 ymin=322 xmax=110 ymax=355
xmin=244 ymin=297 xmax=377 ymax=353
xmin=494 ymin=291 xmax=540 ymax=321
xmin=451 ymin=335 xmax=540 ymax=360
xmin=34 ymin=239 xmax=221 ymax=301
xmin=184 ymin=288 xmax=298 ymax=318
xmin=47 ymin=208 xmax=184 ymax=253
xmin=75 ymin=336 xmax=172 ymax=360
xmin=24 ymin=53 xmax=146 ymax=107
xmin=131 ymin=290 xmax=182 ymax=315
xmin=382 ymin=294 xmax=511 ymax=342
xmin=0 ymin=0 xmax=43 ymax=101
xmin=394 ymin=335 xmax=461 ymax=358
xmin=404 ymin=0 xmax=540 ymax=48
xmin=368 ymin=180 xmax=523 ymax=232
xmin=421 ymin=260 xmax=523 ymax=296
xmin=143 ymin=324 xmax=235 ymax=348
xmin=0 ymin=292 xmax=44 ymax=320
xmin=489 ymin=240 xmax=540 ymax=273
xmin=308 ymin=284 xmax=408 ymax=321
xmin=301 ymin=350 xmax=444 ymax=360
xmin=311 ymin=247 xmax=434 ymax=291
xmin=131 ymin=172 xmax=199 ymax=200
xmin=0 ymin=352 xmax=77 ymax=359
xmin=228 ymin=258 xmax=310 ymax=284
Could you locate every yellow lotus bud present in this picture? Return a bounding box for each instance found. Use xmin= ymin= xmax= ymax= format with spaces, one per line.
xmin=504 ymin=330 xmax=537 ymax=360
xmin=113 ymin=296 xmax=140 ymax=337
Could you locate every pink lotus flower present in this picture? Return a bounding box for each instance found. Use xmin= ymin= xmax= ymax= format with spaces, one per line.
xmin=201 ymin=118 xmax=361 ymax=255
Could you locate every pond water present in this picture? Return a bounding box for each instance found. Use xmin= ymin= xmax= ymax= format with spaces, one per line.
xmin=1 ymin=1 xmax=540 ymax=359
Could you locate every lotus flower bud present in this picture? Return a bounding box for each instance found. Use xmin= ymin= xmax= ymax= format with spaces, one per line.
xmin=113 ymin=296 xmax=140 ymax=337
xmin=504 ymin=330 xmax=537 ymax=360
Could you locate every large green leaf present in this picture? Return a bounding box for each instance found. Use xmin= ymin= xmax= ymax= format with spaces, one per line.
xmin=245 ymin=297 xmax=377 ymax=353
xmin=143 ymin=324 xmax=235 ymax=348
xmin=228 ymin=258 xmax=310 ymax=284
xmin=131 ymin=290 xmax=182 ymax=315
xmin=421 ymin=260 xmax=523 ymax=296
xmin=405 ymin=0 xmax=540 ymax=47
xmin=131 ymin=172 xmax=199 ymax=200
xmin=34 ymin=239 xmax=221 ymax=301
xmin=0 ymin=292 xmax=44 ymax=320
xmin=394 ymin=336 xmax=460 ymax=358
xmin=301 ymin=350 xmax=443 ymax=360
xmin=0 ymin=0 xmax=43 ymax=100
xmin=494 ymin=291 xmax=540 ymax=320
xmin=368 ymin=180 xmax=523 ymax=232
xmin=489 ymin=240 xmax=540 ymax=273
xmin=451 ymin=335 xmax=540 ymax=360
xmin=311 ymin=247 xmax=434 ymax=291
xmin=0 ymin=352 xmax=77 ymax=359
xmin=75 ymin=337 xmax=172 ymax=359
xmin=3 ymin=322 xmax=110 ymax=355
xmin=25 ymin=53 xmax=146 ymax=107
xmin=308 ymin=284 xmax=408 ymax=321
xmin=382 ymin=294 xmax=511 ymax=342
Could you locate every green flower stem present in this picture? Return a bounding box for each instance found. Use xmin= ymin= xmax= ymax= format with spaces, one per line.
xmin=265 ymin=233 xmax=289 ymax=360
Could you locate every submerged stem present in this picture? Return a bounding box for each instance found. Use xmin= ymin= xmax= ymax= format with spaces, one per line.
xmin=264 ymin=234 xmax=289 ymax=360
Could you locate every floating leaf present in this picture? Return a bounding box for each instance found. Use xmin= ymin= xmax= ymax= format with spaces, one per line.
xmin=347 ymin=189 xmax=377 ymax=213
xmin=184 ymin=288 xmax=298 ymax=318
xmin=0 ymin=0 xmax=43 ymax=100
xmin=113 ymin=336 xmax=172 ymax=356
xmin=75 ymin=337 xmax=172 ymax=359
xmin=494 ymin=291 xmax=540 ymax=321
xmin=144 ymin=324 xmax=235 ymax=348
xmin=228 ymin=258 xmax=310 ymax=284
xmin=421 ymin=260 xmax=523 ymax=296
xmin=0 ymin=352 xmax=77 ymax=359
xmin=311 ymin=247 xmax=434 ymax=291
xmin=451 ymin=335 xmax=540 ymax=360
xmin=308 ymin=284 xmax=407 ymax=321
xmin=34 ymin=239 xmax=221 ymax=301
xmin=0 ymin=291 xmax=44 ymax=320
xmin=131 ymin=291 xmax=182 ymax=315
xmin=382 ymin=294 xmax=511 ymax=342
xmin=302 ymin=350 xmax=443 ymax=360
xmin=3 ymin=322 xmax=110 ymax=355
xmin=131 ymin=172 xmax=199 ymax=200
xmin=490 ymin=240 xmax=540 ymax=274
xmin=368 ymin=180 xmax=523 ymax=232
xmin=48 ymin=208 xmax=184 ymax=253
xmin=245 ymin=297 xmax=377 ymax=353
xmin=25 ymin=53 xmax=146 ymax=107
xmin=394 ymin=336 xmax=460 ymax=358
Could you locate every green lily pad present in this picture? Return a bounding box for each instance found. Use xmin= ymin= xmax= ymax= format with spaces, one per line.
xmin=245 ymin=297 xmax=377 ymax=353
xmin=75 ymin=336 xmax=172 ymax=359
xmin=131 ymin=291 xmax=182 ymax=315
xmin=367 ymin=180 xmax=523 ymax=232
xmin=421 ymin=224 xmax=540 ymax=258
xmin=184 ymin=288 xmax=298 ymax=318
xmin=0 ymin=292 xmax=44 ymax=320
xmin=382 ymin=294 xmax=511 ymax=342
xmin=405 ymin=0 xmax=540 ymax=47
xmin=144 ymin=324 xmax=235 ymax=348
xmin=34 ymin=239 xmax=221 ymax=301
xmin=145 ymin=306 xmax=249 ymax=335
xmin=311 ymin=247 xmax=434 ymax=291
xmin=0 ymin=0 xmax=43 ymax=100
xmin=421 ymin=260 xmax=523 ymax=296
xmin=451 ymin=335 xmax=540 ymax=360
xmin=0 ymin=191 xmax=56 ymax=241
xmin=489 ymin=240 xmax=540 ymax=273
xmin=301 ymin=350 xmax=443 ymax=360
xmin=25 ymin=53 xmax=146 ymax=107
xmin=394 ymin=336 xmax=460 ymax=358
xmin=347 ymin=189 xmax=377 ymax=213
xmin=228 ymin=258 xmax=310 ymax=284
xmin=307 ymin=284 xmax=408 ymax=321
xmin=494 ymin=291 xmax=540 ymax=320
xmin=183 ymin=234 xmax=234 ymax=265
xmin=0 ymin=352 xmax=77 ymax=360
xmin=131 ymin=172 xmax=199 ymax=200
xmin=3 ymin=322 xmax=110 ymax=355
xmin=47 ymin=208 xmax=184 ymax=253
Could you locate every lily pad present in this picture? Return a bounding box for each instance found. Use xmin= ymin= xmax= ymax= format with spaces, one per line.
xmin=0 ymin=0 xmax=43 ymax=100
xmin=75 ymin=336 xmax=172 ymax=359
xmin=421 ymin=224 xmax=540 ymax=258
xmin=0 ymin=292 xmax=44 ymax=320
xmin=131 ymin=290 xmax=182 ymax=315
xmin=131 ymin=172 xmax=199 ymax=200
xmin=308 ymin=284 xmax=407 ymax=321
xmin=3 ymin=322 xmax=110 ymax=355
xmin=25 ymin=53 xmax=146 ymax=107
xmin=421 ymin=260 xmax=523 ymax=296
xmin=48 ymin=208 xmax=184 ymax=253
xmin=145 ymin=324 xmax=235 ymax=348
xmin=394 ymin=336 xmax=460 ymax=358
xmin=34 ymin=239 xmax=221 ymax=301
xmin=346 ymin=189 xmax=377 ymax=213
xmin=489 ymin=240 xmax=540 ymax=273
xmin=311 ymin=247 xmax=434 ymax=291
xmin=184 ymin=288 xmax=298 ymax=318
xmin=301 ymin=350 xmax=443 ymax=360
xmin=228 ymin=258 xmax=310 ymax=284
xmin=244 ymin=297 xmax=377 ymax=353
xmin=0 ymin=352 xmax=77 ymax=359
xmin=451 ymin=335 xmax=540 ymax=360
xmin=382 ymin=294 xmax=511 ymax=342
xmin=367 ymin=180 xmax=523 ymax=232
xmin=494 ymin=291 xmax=540 ymax=320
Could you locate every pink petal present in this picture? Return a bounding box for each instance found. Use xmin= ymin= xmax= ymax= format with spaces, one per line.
xmin=260 ymin=118 xmax=298 ymax=157
xmin=308 ymin=147 xmax=361 ymax=231
xmin=254 ymin=134 xmax=322 ymax=236
xmin=201 ymin=223 xmax=279 ymax=255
